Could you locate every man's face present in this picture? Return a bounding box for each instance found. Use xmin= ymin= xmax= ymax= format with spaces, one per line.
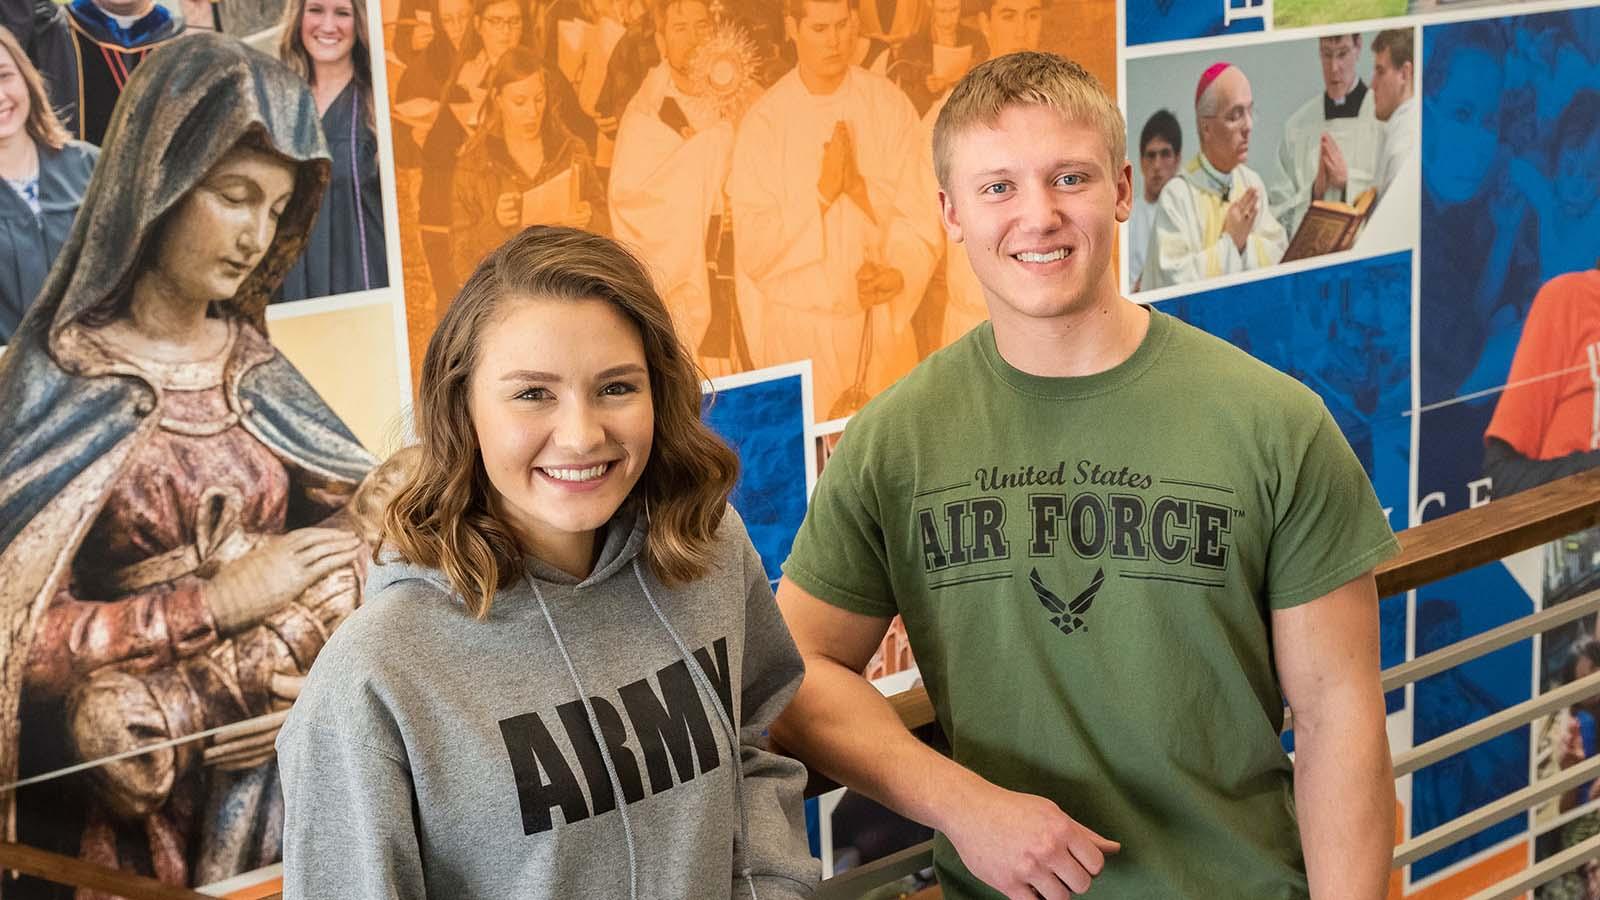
xmin=95 ymin=0 xmax=154 ymax=16
xmin=1370 ymin=46 xmax=1409 ymax=121
xmin=930 ymin=0 xmax=961 ymax=40
xmin=659 ymin=0 xmax=713 ymax=75
xmin=1139 ymin=136 xmax=1177 ymax=202
xmin=1320 ymin=35 xmax=1360 ymax=102
xmin=1198 ymin=67 xmax=1252 ymax=172
xmin=788 ymin=0 xmax=853 ymax=83
xmin=438 ymin=0 xmax=473 ymax=47
xmin=940 ymin=104 xmax=1131 ymax=328
xmin=979 ymin=0 xmax=1042 ymax=58
xmin=1555 ymin=131 xmax=1600 ymax=218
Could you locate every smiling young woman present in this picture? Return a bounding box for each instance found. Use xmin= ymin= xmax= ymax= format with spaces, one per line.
xmin=0 ymin=28 xmax=96 ymax=344
xmin=275 ymin=0 xmax=390 ymax=300
xmin=277 ymin=226 xmax=820 ymax=900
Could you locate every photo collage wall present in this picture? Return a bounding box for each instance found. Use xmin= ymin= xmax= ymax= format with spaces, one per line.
xmin=0 ymin=0 xmax=1597 ymax=895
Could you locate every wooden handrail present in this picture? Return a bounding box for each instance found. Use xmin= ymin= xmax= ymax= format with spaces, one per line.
xmin=1374 ymin=466 xmax=1600 ymax=597
xmin=0 ymin=842 xmax=212 ymax=900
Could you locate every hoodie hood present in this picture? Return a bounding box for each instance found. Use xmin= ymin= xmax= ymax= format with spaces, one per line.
xmin=366 ymin=503 xmax=649 ymax=603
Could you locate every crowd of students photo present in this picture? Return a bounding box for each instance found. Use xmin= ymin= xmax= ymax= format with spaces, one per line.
xmin=0 ymin=0 xmax=389 ymax=345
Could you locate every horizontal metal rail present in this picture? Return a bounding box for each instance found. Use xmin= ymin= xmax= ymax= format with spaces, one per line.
xmin=1465 ymin=831 xmax=1600 ymax=900
xmin=1393 ymin=752 xmax=1600 ymax=867
xmin=1383 ymin=587 xmax=1600 ymax=693
xmin=1394 ymin=669 xmax=1600 ymax=777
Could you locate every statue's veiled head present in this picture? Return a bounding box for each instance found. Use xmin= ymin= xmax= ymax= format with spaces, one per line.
xmin=35 ymin=33 xmax=333 ymax=356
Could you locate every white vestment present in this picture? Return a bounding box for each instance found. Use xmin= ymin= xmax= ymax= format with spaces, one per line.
xmin=610 ymin=64 xmax=737 ymax=370
xmin=1374 ymin=94 xmax=1417 ymax=194
xmin=728 ymin=67 xmax=933 ymax=419
xmin=1140 ymin=154 xmax=1288 ymax=291
xmin=1128 ymin=194 xmax=1157 ymax=291
xmin=1268 ymin=86 xmax=1384 ymax=236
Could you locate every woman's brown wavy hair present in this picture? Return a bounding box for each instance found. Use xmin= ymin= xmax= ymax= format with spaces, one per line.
xmin=381 ymin=226 xmax=740 ymax=617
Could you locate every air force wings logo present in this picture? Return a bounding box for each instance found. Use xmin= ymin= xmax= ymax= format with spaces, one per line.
xmin=1031 ymin=566 xmax=1104 ymax=636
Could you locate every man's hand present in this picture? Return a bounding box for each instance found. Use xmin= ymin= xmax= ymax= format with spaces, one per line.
xmin=818 ymin=121 xmax=852 ymax=206
xmin=942 ymin=781 xmax=1120 ymax=900
xmin=1315 ymin=133 xmax=1348 ymax=196
xmin=1223 ymin=186 xmax=1260 ymax=253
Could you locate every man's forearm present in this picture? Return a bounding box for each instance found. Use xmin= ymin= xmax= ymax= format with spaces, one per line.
xmin=1293 ymin=701 xmax=1394 ymax=899
xmin=771 ymin=656 xmax=983 ymax=834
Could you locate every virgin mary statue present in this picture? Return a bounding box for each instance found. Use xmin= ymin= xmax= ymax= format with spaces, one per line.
xmin=0 ymin=33 xmax=378 ymax=893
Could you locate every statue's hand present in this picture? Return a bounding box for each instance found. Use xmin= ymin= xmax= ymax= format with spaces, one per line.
xmin=206 ymin=528 xmax=362 ymax=635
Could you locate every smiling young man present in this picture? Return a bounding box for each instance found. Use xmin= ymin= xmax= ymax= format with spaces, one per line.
xmin=772 ymin=52 xmax=1398 ymax=899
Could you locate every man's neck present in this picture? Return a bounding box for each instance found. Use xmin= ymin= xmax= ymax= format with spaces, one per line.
xmin=798 ymin=65 xmax=847 ymax=96
xmin=1142 ymin=184 xmax=1161 ymax=204
xmin=93 ymin=0 xmax=156 ymax=21
xmin=988 ymin=282 xmax=1150 ymax=379
xmin=668 ymin=64 xmax=696 ymax=95
xmin=1200 ymin=147 xmax=1234 ymax=175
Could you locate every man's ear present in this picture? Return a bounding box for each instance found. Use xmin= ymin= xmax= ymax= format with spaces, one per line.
xmin=940 ymin=189 xmax=964 ymax=243
xmin=1115 ymin=159 xmax=1133 ymax=224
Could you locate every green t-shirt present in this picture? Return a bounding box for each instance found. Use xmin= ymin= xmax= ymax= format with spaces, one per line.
xmin=783 ymin=309 xmax=1400 ymax=899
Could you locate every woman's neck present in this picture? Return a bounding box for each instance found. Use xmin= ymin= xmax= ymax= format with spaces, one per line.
xmin=506 ymin=132 xmax=545 ymax=179
xmin=0 ymin=133 xmax=39 ymax=181
xmin=312 ymin=60 xmax=356 ymax=114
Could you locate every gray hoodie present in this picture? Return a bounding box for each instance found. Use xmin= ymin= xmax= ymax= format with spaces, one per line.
xmin=277 ymin=506 xmax=819 ymax=899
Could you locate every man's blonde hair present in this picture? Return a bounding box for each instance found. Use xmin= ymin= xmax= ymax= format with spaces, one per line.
xmin=932 ymin=51 xmax=1126 ymax=190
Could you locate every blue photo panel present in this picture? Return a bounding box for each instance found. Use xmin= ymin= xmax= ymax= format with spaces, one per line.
xmin=702 ymin=372 xmax=809 ymax=589
xmin=1407 ymin=564 xmax=1535 ymax=880
xmin=1155 ymin=251 xmax=1413 ymax=530
xmin=1125 ymin=0 xmax=1265 ymax=47
xmin=1420 ymin=9 xmax=1600 ymax=408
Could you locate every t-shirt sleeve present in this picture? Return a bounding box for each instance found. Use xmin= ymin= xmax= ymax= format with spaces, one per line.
xmin=782 ymin=430 xmax=899 ymax=619
xmin=1266 ymin=405 xmax=1401 ymax=609
xmin=1485 ymin=278 xmax=1567 ymax=458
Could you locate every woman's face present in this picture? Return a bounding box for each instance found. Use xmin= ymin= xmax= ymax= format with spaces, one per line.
xmin=0 ymin=44 xmax=32 ymax=143
xmin=468 ymin=295 xmax=655 ymax=563
xmin=1422 ymin=47 xmax=1503 ymax=204
xmin=301 ymin=0 xmax=359 ymax=68
xmin=439 ymin=0 xmax=473 ymax=47
xmin=151 ymin=145 xmax=296 ymax=306
xmin=476 ymin=1 xmax=524 ymax=62
xmin=499 ymin=71 xmax=546 ymax=143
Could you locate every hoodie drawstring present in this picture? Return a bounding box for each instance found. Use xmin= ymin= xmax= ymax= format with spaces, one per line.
xmin=526 ymin=573 xmax=641 ymax=900
xmin=632 ymin=560 xmax=761 ymax=900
